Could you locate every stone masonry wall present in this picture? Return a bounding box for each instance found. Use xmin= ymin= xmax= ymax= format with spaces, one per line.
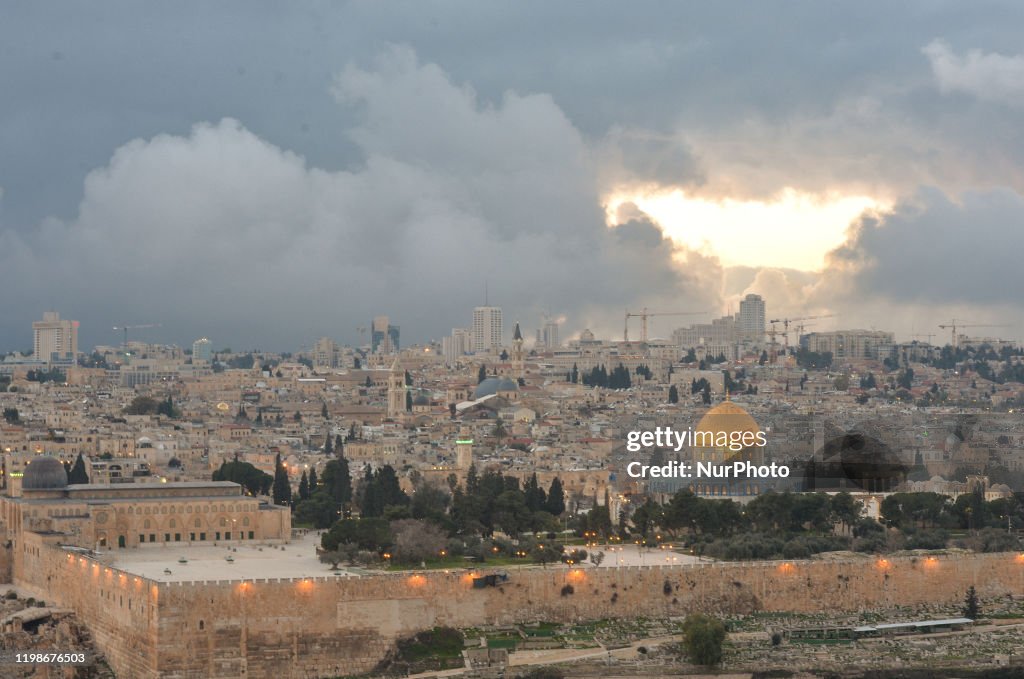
xmin=19 ymin=548 xmax=1024 ymax=678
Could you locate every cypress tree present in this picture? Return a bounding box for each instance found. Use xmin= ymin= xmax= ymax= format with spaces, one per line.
xmin=546 ymin=477 xmax=566 ymax=516
xmin=272 ymin=453 xmax=291 ymax=506
xmin=68 ymin=452 xmax=90 ymax=485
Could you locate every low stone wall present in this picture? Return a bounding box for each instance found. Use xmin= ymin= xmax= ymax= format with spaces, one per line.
xmin=19 ymin=548 xmax=1024 ymax=678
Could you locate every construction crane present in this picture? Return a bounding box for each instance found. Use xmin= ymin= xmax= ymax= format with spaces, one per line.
xmin=768 ymin=315 xmax=835 ymax=355
xmin=937 ymin=320 xmax=1009 ymax=348
xmin=112 ymin=324 xmax=161 ymax=355
xmin=624 ymin=309 xmax=705 ymax=343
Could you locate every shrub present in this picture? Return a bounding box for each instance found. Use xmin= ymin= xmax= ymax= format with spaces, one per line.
xmin=681 ymin=613 xmax=727 ymax=666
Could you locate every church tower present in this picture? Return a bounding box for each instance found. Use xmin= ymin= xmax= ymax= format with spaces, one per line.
xmin=387 ymin=359 xmax=405 ymax=418
xmin=511 ymin=321 xmax=524 ymax=379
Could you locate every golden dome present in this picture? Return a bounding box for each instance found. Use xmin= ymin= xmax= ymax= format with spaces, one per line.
xmin=695 ymin=400 xmax=760 ymax=439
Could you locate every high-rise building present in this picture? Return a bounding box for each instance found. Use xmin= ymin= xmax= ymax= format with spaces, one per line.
xmin=542 ymin=319 xmax=560 ymax=349
xmin=472 ymin=306 xmax=503 ymax=352
xmin=738 ymin=294 xmax=766 ymax=342
xmin=312 ymin=337 xmax=340 ymax=368
xmin=192 ymin=337 xmax=213 ymax=363
xmin=371 ymin=316 xmax=400 ymax=354
xmin=442 ymin=328 xmax=472 ymax=365
xmin=33 ymin=312 xmax=78 ymax=363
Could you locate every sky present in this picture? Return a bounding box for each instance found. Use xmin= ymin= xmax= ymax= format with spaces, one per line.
xmin=2 ymin=1 xmax=1024 ymax=351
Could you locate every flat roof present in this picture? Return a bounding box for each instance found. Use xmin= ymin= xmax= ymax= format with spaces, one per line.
xmin=67 ymin=481 xmax=240 ymax=490
xmin=107 ymin=532 xmax=360 ymax=583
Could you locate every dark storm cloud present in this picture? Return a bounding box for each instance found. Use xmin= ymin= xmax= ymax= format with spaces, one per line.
xmin=5 ymin=2 xmax=1024 ymax=347
xmin=0 ymin=48 xmax=720 ymax=350
xmin=826 ymin=187 xmax=1024 ymax=307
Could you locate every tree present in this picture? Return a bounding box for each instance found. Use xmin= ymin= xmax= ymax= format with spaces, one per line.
xmin=410 ymin=482 xmax=450 ymax=523
xmin=631 ymin=498 xmax=661 ymax=536
xmin=272 ymin=453 xmax=292 ymax=506
xmin=298 ymin=471 xmax=310 ymax=501
xmin=759 ymin=350 xmax=768 ymax=366
xmin=587 ymin=492 xmax=612 ymax=537
xmin=492 ymin=417 xmax=508 ymax=446
xmin=406 ymin=390 xmax=413 ymax=411
xmin=318 ymin=549 xmax=349 ymax=570
xmin=571 ymin=363 xmax=579 ymax=384
xmin=158 ymin=396 xmax=179 ymax=418
xmin=546 ymin=478 xmax=565 ymax=516
xmin=668 ymin=384 xmax=679 ymax=404
xmin=213 ymin=460 xmax=273 ymax=496
xmin=897 ymin=367 xmax=915 ymax=390
xmin=321 ymin=458 xmax=352 ymax=507
xmin=68 ymin=452 xmax=90 ymax=485
xmin=124 ymin=396 xmax=159 ymax=415
xmin=321 ymin=402 xmax=329 ymax=419
xmin=681 ymin=613 xmax=726 ymax=666
xmin=477 ymin=364 xmax=487 ymax=384
xmin=2 ymin=407 xmax=19 ymax=424
xmin=293 ymin=492 xmax=338 ymax=528
xmin=309 ymin=467 xmax=318 ymax=490
xmin=391 ymin=519 xmax=448 ymax=564
xmin=524 ymin=473 xmax=547 ymax=512
xmin=321 ymin=518 xmax=392 ymax=552
xmin=323 ymin=433 xmax=333 ymax=456
xmin=963 ymin=585 xmax=980 ymax=620
xmin=359 ymin=465 xmax=409 ymax=517
xmin=830 ymin=492 xmax=862 ymax=533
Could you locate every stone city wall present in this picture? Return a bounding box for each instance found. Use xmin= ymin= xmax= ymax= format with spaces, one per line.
xmin=18 ymin=546 xmax=1024 ymax=678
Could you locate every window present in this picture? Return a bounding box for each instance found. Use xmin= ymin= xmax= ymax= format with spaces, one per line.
xmin=149 ymin=533 xmax=155 ymax=542
xmin=225 ymin=532 xmax=231 ymax=540
xmin=139 ymin=535 xmax=145 ymax=543
xmin=248 ymin=531 xmax=254 ymax=540
xmin=174 ymin=533 xmax=181 ymax=542
xmin=200 ymin=533 xmax=206 ymax=541
xmin=164 ymin=533 xmax=170 ymax=542
xmin=189 ymin=532 xmax=195 ymax=541
xmin=215 ymin=532 xmax=221 ymax=540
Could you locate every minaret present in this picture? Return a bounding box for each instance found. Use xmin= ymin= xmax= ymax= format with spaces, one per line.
xmin=512 ymin=321 xmax=524 ymax=379
xmin=456 ymin=427 xmax=474 ymax=471
xmin=387 ymin=358 xmax=405 ymax=418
